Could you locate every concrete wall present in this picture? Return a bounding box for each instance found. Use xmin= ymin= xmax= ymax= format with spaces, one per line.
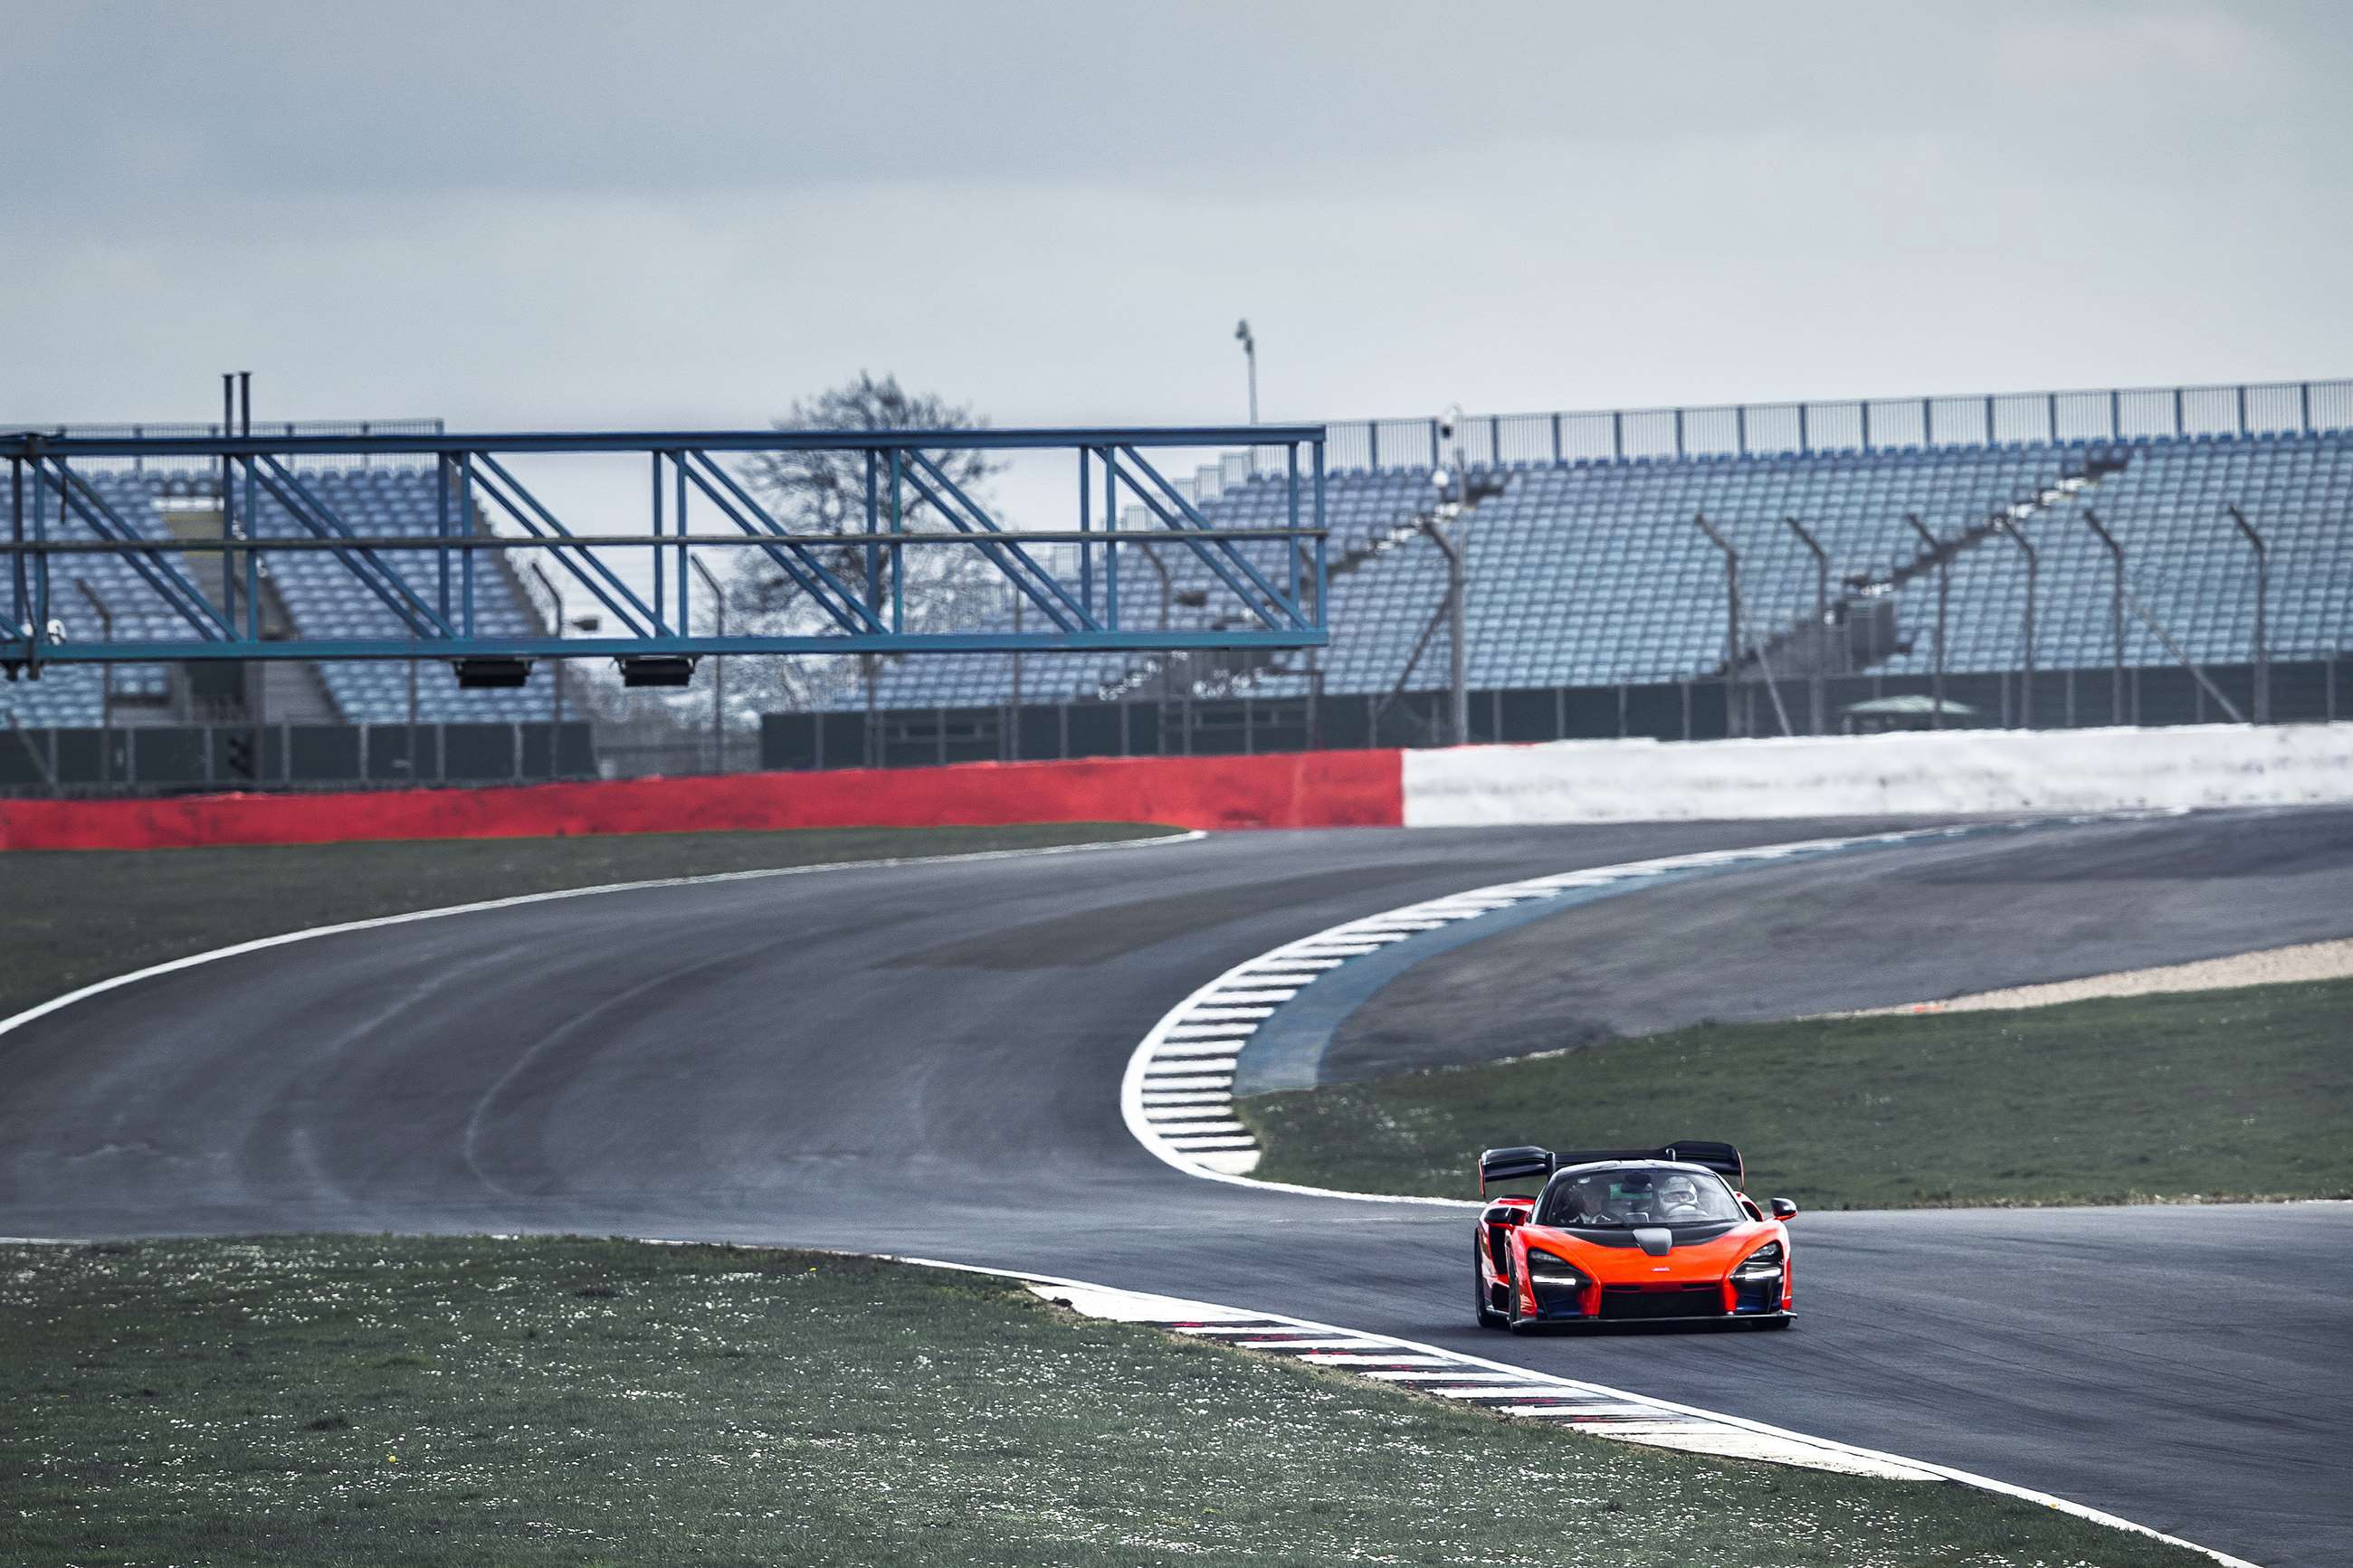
xmin=1403 ymin=723 xmax=2353 ymax=826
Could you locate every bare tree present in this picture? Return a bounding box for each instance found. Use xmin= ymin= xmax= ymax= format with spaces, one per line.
xmin=734 ymin=373 xmax=1005 ymax=713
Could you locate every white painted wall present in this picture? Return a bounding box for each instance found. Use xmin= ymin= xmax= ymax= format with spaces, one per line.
xmin=1402 ymin=724 xmax=2353 ymax=826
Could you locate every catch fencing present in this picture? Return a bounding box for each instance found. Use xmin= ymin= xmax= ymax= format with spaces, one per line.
xmin=1242 ymin=377 xmax=2353 ymax=484
xmin=757 ymin=656 xmax=2349 ymax=773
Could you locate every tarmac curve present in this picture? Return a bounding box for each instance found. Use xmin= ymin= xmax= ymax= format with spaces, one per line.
xmin=2 ymin=808 xmax=2348 ymax=1566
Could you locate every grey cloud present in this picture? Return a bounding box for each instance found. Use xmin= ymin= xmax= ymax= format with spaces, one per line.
xmin=14 ymin=0 xmax=2342 ymax=218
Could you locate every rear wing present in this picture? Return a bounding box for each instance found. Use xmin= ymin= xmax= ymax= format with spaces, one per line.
xmin=1478 ymin=1145 xmax=1557 ymax=1195
xmin=1477 ymin=1140 xmax=1743 ymax=1196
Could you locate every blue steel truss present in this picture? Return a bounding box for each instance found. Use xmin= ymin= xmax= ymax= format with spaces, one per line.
xmin=1 ymin=425 xmax=1329 ymax=673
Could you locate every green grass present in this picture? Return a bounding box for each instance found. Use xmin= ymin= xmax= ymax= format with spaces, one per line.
xmin=0 ymin=1236 xmax=2205 ymax=1567
xmin=0 ymin=823 xmax=1174 ymax=1022
xmin=1241 ymin=979 xmax=2353 ymax=1209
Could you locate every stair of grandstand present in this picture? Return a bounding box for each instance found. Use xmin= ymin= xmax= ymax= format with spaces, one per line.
xmin=1875 ymin=432 xmax=2350 ymax=677
xmin=3 ymin=468 xmax=560 ymax=729
xmin=1731 ymin=460 xmax=2116 ymax=683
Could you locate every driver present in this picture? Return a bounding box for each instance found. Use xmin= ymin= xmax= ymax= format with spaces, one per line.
xmin=1656 ymin=1173 xmax=1707 ymax=1218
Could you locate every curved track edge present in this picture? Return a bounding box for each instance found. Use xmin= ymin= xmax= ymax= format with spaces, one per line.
xmin=1119 ymin=820 xmax=2079 ymax=1195
xmin=0 ymin=828 xmax=1206 ymax=1048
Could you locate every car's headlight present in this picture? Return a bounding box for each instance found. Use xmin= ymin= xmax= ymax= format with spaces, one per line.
xmin=1733 ymin=1241 xmax=1783 ymax=1278
xmin=1523 ymin=1250 xmax=1591 ymax=1288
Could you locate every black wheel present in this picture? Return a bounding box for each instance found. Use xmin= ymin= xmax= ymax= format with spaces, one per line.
xmin=1474 ymin=1240 xmax=1506 ymax=1329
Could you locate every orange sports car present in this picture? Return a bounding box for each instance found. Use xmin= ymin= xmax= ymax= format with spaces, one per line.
xmin=1472 ymin=1142 xmax=1797 ymax=1332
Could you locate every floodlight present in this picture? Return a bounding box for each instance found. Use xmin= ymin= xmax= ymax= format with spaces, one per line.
xmin=452 ymin=657 xmax=532 ymax=689
xmin=618 ymin=654 xmax=697 ymax=689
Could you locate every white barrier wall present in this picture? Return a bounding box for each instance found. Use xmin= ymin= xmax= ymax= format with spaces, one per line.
xmin=1402 ymin=723 xmax=2353 ymax=826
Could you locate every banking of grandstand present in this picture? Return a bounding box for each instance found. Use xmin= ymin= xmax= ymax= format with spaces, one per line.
xmin=5 ymin=374 xmax=2348 ymax=791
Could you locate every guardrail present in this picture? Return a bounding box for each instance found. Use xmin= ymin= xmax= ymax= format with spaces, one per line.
xmin=1196 ymin=377 xmax=2353 ymax=488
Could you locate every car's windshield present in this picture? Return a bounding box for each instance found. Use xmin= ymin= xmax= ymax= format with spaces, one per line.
xmin=1538 ymin=1164 xmax=1743 ymax=1227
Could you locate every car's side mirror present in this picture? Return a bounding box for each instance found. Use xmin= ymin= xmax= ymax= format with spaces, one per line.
xmin=1770 ymin=1198 xmax=1799 ymax=1221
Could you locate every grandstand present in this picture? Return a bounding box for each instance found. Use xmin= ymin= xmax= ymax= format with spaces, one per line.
xmin=3 ymin=462 xmax=559 ymax=731
xmin=806 ymin=376 xmax=2349 ymax=759
xmin=7 ymin=376 xmax=2348 ymax=787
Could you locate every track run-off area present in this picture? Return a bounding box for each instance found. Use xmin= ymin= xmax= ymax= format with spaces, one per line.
xmin=4 ymin=809 xmax=2348 ymax=1566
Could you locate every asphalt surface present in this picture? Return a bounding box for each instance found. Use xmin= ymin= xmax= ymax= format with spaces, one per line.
xmin=4 ymin=809 xmax=2348 ymax=1565
xmin=1329 ymin=807 xmax=2353 ymax=1079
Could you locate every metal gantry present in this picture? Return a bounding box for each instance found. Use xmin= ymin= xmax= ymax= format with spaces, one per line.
xmin=2 ymin=424 xmax=1329 ymax=678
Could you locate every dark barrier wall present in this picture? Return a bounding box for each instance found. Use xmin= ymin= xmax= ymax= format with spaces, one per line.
xmin=761 ymin=659 xmax=2346 ymax=772
xmin=0 ymin=722 xmax=596 ymax=794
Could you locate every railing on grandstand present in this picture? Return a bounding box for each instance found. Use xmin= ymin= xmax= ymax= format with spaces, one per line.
xmin=5 ymin=418 xmax=447 ymax=474
xmin=1190 ymin=377 xmax=2353 ymax=490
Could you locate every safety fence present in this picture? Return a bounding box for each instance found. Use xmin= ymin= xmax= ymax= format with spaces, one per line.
xmin=14 ymin=717 xmax=2353 ymax=852
xmin=758 ymin=656 xmax=2350 ymax=772
xmin=11 ymin=655 xmax=2343 ymax=800
xmin=1334 ymin=378 xmax=2353 ymax=476
xmin=1201 ymin=376 xmax=2353 ymax=489
xmin=7 ymin=417 xmax=448 ymax=474
xmin=0 ymin=720 xmax=593 ymax=795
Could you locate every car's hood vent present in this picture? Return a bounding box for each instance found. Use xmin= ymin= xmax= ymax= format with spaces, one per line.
xmin=1558 ymin=1220 xmax=1744 ymax=1249
xmin=1634 ymin=1226 xmax=1673 ymax=1256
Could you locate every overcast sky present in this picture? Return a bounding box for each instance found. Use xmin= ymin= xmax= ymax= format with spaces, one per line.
xmin=5 ymin=1 xmax=2348 ymax=440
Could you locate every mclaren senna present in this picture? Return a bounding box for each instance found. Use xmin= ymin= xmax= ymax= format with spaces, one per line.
xmin=1472 ymin=1141 xmax=1798 ymax=1332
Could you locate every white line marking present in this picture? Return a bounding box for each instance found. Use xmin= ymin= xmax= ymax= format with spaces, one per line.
xmin=967 ymin=1261 xmax=2259 ymax=1565
xmin=0 ymin=828 xmax=1210 ymax=1049
xmin=4 ymin=1225 xmax=2249 ymax=1563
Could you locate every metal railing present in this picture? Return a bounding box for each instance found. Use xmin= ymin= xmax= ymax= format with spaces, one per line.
xmin=3 ymin=423 xmax=1332 ymax=673
xmin=2 ymin=418 xmax=447 ymax=474
xmin=1210 ymin=376 xmax=2353 ymax=481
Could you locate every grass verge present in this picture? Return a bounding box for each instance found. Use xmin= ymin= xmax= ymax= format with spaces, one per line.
xmin=1241 ymin=977 xmax=2353 ymax=1208
xmin=0 ymin=822 xmax=1174 ymax=1022
xmin=0 ymin=1235 xmax=2205 ymax=1567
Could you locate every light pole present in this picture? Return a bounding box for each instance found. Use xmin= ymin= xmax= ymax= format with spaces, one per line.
xmin=74 ymin=578 xmax=113 ymax=786
xmin=529 ymin=562 xmax=602 ymax=778
xmin=691 ymin=556 xmax=728 ymax=771
xmin=1905 ymin=513 xmax=1948 ymax=728
xmin=1422 ymin=408 xmax=1494 ymax=748
xmin=2082 ymin=509 xmax=2128 ymax=725
xmin=1694 ymin=512 xmax=1742 ymax=738
xmin=1994 ymin=512 xmax=2038 ymax=728
xmin=1423 ymin=489 xmax=1468 ymax=746
xmin=1782 ymin=517 xmax=1828 ymax=735
xmin=2225 ymin=505 xmax=2267 ymax=723
xmin=1234 ymin=319 xmax=1258 ymax=424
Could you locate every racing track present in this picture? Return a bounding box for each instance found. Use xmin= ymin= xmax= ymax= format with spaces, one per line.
xmin=4 ymin=809 xmax=2348 ymax=1566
